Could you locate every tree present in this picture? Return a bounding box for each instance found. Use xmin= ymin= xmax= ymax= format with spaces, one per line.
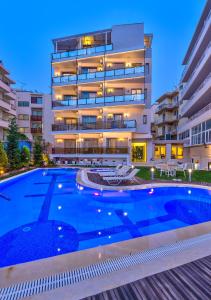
xmin=0 ymin=142 xmax=8 ymax=169
xmin=6 ymin=118 xmax=21 ymax=169
xmin=33 ymin=137 xmax=43 ymax=166
xmin=21 ymin=146 xmax=30 ymax=166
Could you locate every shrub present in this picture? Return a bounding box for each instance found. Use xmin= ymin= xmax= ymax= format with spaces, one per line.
xmin=21 ymin=146 xmax=31 ymax=166
xmin=6 ymin=118 xmax=21 ymax=170
xmin=33 ymin=137 xmax=43 ymax=166
xmin=0 ymin=141 xmax=8 ymax=169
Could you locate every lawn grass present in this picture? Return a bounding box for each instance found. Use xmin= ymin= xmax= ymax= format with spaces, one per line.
xmin=137 ymin=167 xmax=211 ymax=183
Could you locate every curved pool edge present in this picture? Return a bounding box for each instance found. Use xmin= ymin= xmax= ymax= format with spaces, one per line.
xmin=77 ymin=168 xmax=211 ymax=191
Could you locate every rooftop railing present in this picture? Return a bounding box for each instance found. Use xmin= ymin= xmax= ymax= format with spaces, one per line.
xmin=52 ymin=66 xmax=144 ymax=85
xmin=52 ymin=93 xmax=145 ymax=109
xmin=52 ymin=120 xmax=136 ymax=132
xmin=52 ymin=44 xmax=113 ymax=61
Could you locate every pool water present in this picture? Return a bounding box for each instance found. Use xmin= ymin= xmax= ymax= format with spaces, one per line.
xmin=0 ymin=168 xmax=211 ymax=268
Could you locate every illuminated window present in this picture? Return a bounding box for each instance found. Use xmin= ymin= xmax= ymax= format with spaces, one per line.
xmin=82 ymin=36 xmax=94 ymax=47
xmin=171 ymin=145 xmax=183 ymax=159
xmin=154 ymin=145 xmax=166 ymax=159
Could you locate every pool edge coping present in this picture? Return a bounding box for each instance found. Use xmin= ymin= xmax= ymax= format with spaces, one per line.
xmin=77 ymin=168 xmax=211 ymax=191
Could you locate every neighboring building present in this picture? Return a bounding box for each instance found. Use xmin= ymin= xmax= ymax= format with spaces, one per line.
xmin=178 ymin=0 xmax=211 ymax=169
xmin=51 ymin=23 xmax=153 ymax=165
xmin=0 ymin=61 xmax=16 ymax=141
xmin=154 ymin=91 xmax=179 ymax=140
xmin=16 ymin=91 xmax=53 ymax=145
xmin=151 ymin=92 xmax=183 ymax=162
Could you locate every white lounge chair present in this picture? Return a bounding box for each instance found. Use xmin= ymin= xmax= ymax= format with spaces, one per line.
xmin=103 ymin=168 xmax=139 ymax=185
xmin=98 ymin=165 xmax=130 ymax=177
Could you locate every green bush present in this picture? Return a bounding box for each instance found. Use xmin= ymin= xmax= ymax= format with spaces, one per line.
xmin=0 ymin=141 xmax=8 ymax=169
xmin=33 ymin=138 xmax=43 ymax=166
xmin=21 ymin=146 xmax=31 ymax=166
xmin=6 ymin=118 xmax=21 ymax=170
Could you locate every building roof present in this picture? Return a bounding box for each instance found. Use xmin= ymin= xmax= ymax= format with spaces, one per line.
xmin=52 ymin=23 xmax=152 ymax=44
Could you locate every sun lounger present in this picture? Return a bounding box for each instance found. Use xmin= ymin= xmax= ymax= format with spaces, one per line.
xmin=103 ymin=168 xmax=139 ymax=185
xmin=98 ymin=165 xmax=130 ymax=177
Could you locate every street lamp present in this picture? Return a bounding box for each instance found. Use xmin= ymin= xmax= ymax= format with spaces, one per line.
xmin=150 ymin=167 xmax=155 ymax=180
xmin=188 ymin=168 xmax=192 ymax=182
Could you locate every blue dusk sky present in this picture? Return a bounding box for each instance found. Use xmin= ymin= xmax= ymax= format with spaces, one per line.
xmin=0 ymin=0 xmax=206 ymax=102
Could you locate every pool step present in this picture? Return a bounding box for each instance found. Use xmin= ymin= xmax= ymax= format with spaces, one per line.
xmin=1 ymin=233 xmax=211 ymax=300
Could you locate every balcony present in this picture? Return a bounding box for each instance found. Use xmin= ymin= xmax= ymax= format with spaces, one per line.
xmin=155 ymin=116 xmax=178 ymax=125
xmin=181 ymin=10 xmax=211 ymax=81
xmin=52 ymin=66 xmax=145 ymax=86
xmin=31 ymin=115 xmax=42 ymax=121
xmin=53 ymin=93 xmax=145 ymax=110
xmin=156 ymin=102 xmax=179 ymax=113
xmin=52 ymin=147 xmax=129 ymax=155
xmin=31 ymin=128 xmax=42 ymax=134
xmin=52 ymin=120 xmax=136 ymax=133
xmin=181 ymin=72 xmax=211 ymax=117
xmin=52 ymin=44 xmax=113 ymax=62
xmin=181 ymin=42 xmax=211 ymax=100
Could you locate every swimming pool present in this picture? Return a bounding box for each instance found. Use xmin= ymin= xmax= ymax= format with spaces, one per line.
xmin=0 ymin=168 xmax=211 ymax=268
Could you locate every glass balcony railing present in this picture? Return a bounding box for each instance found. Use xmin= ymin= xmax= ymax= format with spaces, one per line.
xmin=52 ymin=44 xmax=113 ymax=60
xmin=52 ymin=93 xmax=145 ymax=108
xmin=52 ymin=66 xmax=144 ymax=85
xmin=52 ymin=120 xmax=136 ymax=132
xmin=52 ymin=147 xmax=129 ymax=155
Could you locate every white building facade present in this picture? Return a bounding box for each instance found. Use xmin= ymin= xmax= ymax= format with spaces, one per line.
xmin=51 ymin=23 xmax=153 ymax=166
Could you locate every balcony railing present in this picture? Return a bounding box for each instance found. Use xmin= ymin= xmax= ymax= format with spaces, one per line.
xmin=52 ymin=120 xmax=136 ymax=132
xmin=155 ymin=116 xmax=178 ymax=125
xmin=31 ymin=115 xmax=42 ymax=121
xmin=52 ymin=147 xmax=129 ymax=155
xmin=31 ymin=128 xmax=42 ymax=134
xmin=156 ymin=102 xmax=179 ymax=113
xmin=53 ymin=93 xmax=145 ymax=109
xmin=52 ymin=66 xmax=144 ymax=86
xmin=52 ymin=44 xmax=113 ymax=61
xmin=181 ymin=41 xmax=211 ymax=97
xmin=181 ymin=11 xmax=211 ymax=79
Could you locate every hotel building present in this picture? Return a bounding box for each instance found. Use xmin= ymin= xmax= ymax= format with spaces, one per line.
xmin=152 ymin=91 xmax=183 ymax=161
xmin=0 ymin=61 xmax=16 ymax=141
xmin=51 ymin=23 xmax=153 ymax=165
xmin=178 ymin=0 xmax=211 ymax=169
xmin=16 ymin=91 xmax=53 ymax=144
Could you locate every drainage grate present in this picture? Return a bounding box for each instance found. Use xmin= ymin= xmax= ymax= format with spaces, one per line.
xmin=1 ymin=233 xmax=211 ymax=300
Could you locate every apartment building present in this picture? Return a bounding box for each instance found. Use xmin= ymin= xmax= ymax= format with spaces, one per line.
xmin=151 ymin=91 xmax=183 ymax=162
xmin=51 ymin=23 xmax=153 ymax=165
xmin=0 ymin=61 xmax=16 ymax=141
xmin=155 ymin=91 xmax=179 ymax=140
xmin=16 ymin=91 xmax=53 ymax=144
xmin=178 ymin=0 xmax=211 ymax=169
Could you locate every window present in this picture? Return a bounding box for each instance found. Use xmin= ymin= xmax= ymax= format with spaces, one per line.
xmin=143 ymin=115 xmax=147 ymax=124
xmin=18 ymin=101 xmax=29 ymax=107
xmin=18 ymin=114 xmax=29 ymax=120
xmin=32 ymin=110 xmax=42 ymax=116
xmin=154 ymin=145 xmax=166 ymax=159
xmin=171 ymin=145 xmax=183 ymax=159
xmin=19 ymin=127 xmax=29 ymax=133
xmin=82 ymin=115 xmax=97 ymax=124
xmin=31 ymin=97 xmax=43 ymax=104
